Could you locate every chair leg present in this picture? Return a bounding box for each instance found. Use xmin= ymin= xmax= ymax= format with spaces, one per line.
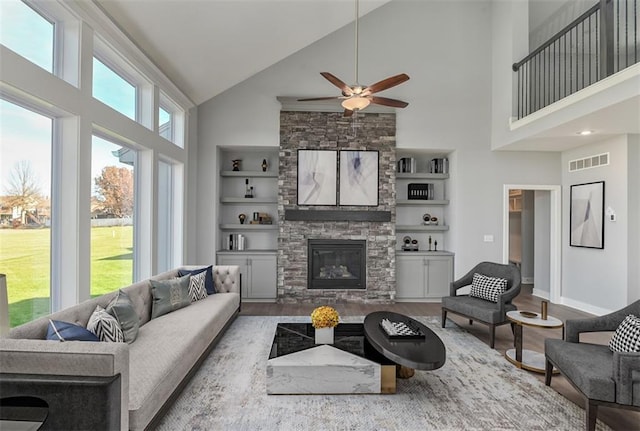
xmin=441 ymin=309 xmax=447 ymax=328
xmin=469 ymin=319 xmax=473 ymax=325
xmin=544 ymin=359 xmax=553 ymax=386
xmin=489 ymin=324 xmax=495 ymax=349
xmin=586 ymin=399 xmax=597 ymax=431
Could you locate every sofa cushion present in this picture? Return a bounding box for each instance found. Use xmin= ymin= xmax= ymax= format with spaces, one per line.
xmin=178 ymin=265 xmax=215 ymax=295
xmin=545 ymin=338 xmax=615 ymax=402
xmin=187 ymin=271 xmax=208 ymax=302
xmin=127 ymin=291 xmax=240 ymax=430
xmin=609 ymin=314 xmax=640 ymax=353
xmin=470 ymin=273 xmax=507 ymax=302
xmin=106 ymin=290 xmax=140 ymax=344
xmin=87 ymin=306 xmax=125 ymax=343
xmin=150 ymin=275 xmax=191 ymax=319
xmin=46 ymin=320 xmax=99 ymax=342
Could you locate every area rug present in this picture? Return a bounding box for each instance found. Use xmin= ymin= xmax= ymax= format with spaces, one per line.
xmin=157 ymin=316 xmax=609 ymax=431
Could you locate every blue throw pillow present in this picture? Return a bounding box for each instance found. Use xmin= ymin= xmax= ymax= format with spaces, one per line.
xmin=178 ymin=266 xmax=215 ymax=294
xmin=46 ymin=319 xmax=99 ymax=342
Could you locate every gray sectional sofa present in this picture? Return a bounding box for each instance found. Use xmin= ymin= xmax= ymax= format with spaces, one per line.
xmin=0 ymin=265 xmax=241 ymax=430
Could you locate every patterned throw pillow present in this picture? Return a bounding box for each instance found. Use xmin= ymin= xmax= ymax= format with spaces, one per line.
xmin=188 ymin=271 xmax=208 ymax=302
xmin=46 ymin=319 xmax=99 ymax=342
xmin=150 ymin=274 xmax=191 ymax=319
xmin=469 ymin=273 xmax=508 ymax=303
xmin=178 ymin=266 xmax=215 ymax=295
xmin=87 ymin=305 xmax=125 ymax=343
xmin=609 ymin=314 xmax=640 ymax=353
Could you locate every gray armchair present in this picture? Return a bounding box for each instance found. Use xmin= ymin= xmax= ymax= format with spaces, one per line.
xmin=441 ymin=261 xmax=522 ymax=348
xmin=545 ymin=300 xmax=640 ymax=431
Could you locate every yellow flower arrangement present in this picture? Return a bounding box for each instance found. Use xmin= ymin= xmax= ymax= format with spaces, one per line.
xmin=310 ymin=306 xmax=340 ymax=329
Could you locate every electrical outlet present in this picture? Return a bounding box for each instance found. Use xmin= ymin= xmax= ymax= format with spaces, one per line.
xmin=610 ymin=214 xmax=616 ymax=222
xmin=484 ymin=235 xmax=494 ymax=242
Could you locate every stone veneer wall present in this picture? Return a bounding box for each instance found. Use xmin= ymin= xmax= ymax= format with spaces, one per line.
xmin=278 ymin=111 xmax=396 ymax=303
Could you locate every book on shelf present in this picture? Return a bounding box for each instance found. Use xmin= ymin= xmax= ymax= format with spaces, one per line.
xmin=227 ymin=234 xmax=246 ymax=251
xmin=429 ymin=158 xmax=449 ymax=174
xmin=408 ymin=183 xmax=435 ymax=200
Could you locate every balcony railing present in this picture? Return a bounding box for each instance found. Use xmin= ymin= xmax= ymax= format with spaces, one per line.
xmin=513 ymin=0 xmax=638 ymax=119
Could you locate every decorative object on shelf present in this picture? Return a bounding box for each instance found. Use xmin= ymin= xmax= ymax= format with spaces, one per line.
xmin=261 ymin=159 xmax=268 ymax=172
xmin=238 ymin=213 xmax=246 ymax=224
xmin=423 ymin=213 xmax=431 ymax=225
xmin=430 ymin=216 xmax=438 ymax=225
xmin=249 ymin=212 xmax=273 ymax=225
xmin=408 ymin=183 xmax=433 ymax=200
xmin=570 ymin=181 xmax=605 ymax=249
xmin=244 ymin=179 xmax=254 ymax=198
xmin=297 ymin=149 xmax=337 ymax=205
xmin=339 ymin=150 xmax=379 ymax=206
xmin=253 ymin=212 xmax=260 ymax=222
xmin=232 ymin=159 xmax=241 ymax=171
xmin=379 ymin=318 xmax=425 ymax=340
xmin=434 ymin=240 xmax=438 ymax=251
xmin=401 ymin=235 xmax=418 ymax=251
xmin=311 ymin=306 xmax=339 ymax=344
xmin=428 ymin=235 xmax=432 ymax=251
xmin=541 ymin=300 xmax=548 ymax=320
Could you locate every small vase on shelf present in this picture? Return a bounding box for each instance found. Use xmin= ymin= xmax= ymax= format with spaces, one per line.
xmin=315 ymin=327 xmax=334 ymax=344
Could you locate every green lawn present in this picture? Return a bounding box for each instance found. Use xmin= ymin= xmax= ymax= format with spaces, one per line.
xmin=0 ymin=226 xmax=133 ymax=327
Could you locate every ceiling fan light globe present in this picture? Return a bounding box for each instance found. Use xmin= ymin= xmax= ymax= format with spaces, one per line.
xmin=341 ymin=96 xmax=370 ymax=111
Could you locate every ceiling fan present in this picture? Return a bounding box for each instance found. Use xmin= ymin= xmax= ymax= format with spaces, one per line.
xmin=299 ymin=0 xmax=409 ymax=117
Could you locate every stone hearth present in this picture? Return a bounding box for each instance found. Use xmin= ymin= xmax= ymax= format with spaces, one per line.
xmin=277 ymin=111 xmax=396 ymax=303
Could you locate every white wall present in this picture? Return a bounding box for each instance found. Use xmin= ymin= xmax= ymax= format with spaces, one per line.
xmin=196 ymin=0 xmax=561 ymax=278
xmin=627 ymin=134 xmax=640 ymax=302
xmin=561 ymin=135 xmax=632 ymax=313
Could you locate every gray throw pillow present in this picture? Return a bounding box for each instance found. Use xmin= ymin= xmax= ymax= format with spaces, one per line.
xmin=150 ymin=274 xmax=191 ymax=319
xmin=106 ymin=289 xmax=140 ymax=343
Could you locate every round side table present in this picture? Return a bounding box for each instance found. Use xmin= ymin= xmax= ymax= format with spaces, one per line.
xmin=505 ymin=310 xmax=564 ymax=373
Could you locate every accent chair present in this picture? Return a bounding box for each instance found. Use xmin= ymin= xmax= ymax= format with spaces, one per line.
xmin=441 ymin=261 xmax=522 ymax=348
xmin=544 ymin=299 xmax=640 ymax=431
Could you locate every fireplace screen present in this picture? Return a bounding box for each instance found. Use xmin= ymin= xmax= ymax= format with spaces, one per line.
xmin=308 ymin=239 xmax=366 ymax=289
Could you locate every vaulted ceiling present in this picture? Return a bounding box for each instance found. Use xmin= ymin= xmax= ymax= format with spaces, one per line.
xmin=96 ymin=0 xmax=391 ymax=106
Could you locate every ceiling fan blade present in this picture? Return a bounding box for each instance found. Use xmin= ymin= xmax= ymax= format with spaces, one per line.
xmin=298 ymin=96 xmax=342 ymax=102
xmin=320 ymin=72 xmax=353 ymax=96
xmin=368 ymin=96 xmax=409 ymax=108
xmin=343 ymin=109 xmax=354 ymax=117
xmin=363 ymin=73 xmax=410 ymax=95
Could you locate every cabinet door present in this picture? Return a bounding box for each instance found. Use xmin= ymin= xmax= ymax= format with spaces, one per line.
xmin=247 ymin=254 xmax=277 ymax=300
xmin=396 ymin=255 xmax=427 ymax=299
xmin=216 ymin=254 xmax=250 ymax=299
xmin=425 ymin=256 xmax=453 ymax=298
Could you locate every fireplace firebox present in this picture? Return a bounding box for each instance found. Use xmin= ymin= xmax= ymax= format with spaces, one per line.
xmin=308 ymin=239 xmax=366 ymax=289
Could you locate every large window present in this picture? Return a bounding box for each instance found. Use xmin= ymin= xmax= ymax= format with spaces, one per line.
xmin=0 ymin=99 xmax=52 ymax=327
xmin=90 ymin=136 xmax=135 ymax=296
xmin=0 ymin=0 xmax=54 ymax=72
xmin=93 ymin=57 xmax=136 ymax=120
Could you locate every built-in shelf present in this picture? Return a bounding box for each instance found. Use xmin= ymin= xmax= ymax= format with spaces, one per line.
xmin=220 ymin=197 xmax=277 ymax=204
xmin=221 ymin=171 xmax=278 ymax=178
xmin=396 ymin=225 xmax=449 ymax=232
xmin=396 ymin=200 xmax=449 ymax=206
xmin=219 ymin=224 xmax=278 ymax=231
xmin=396 ymin=173 xmax=449 ymax=180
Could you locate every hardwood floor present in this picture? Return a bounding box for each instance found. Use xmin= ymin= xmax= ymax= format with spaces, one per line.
xmin=240 ymin=286 xmax=640 ymax=431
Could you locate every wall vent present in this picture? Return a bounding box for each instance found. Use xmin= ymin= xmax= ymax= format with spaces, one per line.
xmin=568 ymin=152 xmax=609 ymax=172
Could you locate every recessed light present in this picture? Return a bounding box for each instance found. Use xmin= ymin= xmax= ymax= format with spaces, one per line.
xmin=577 ymin=130 xmax=593 ymax=136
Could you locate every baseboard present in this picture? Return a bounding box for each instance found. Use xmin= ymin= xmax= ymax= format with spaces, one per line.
xmin=522 ymin=277 xmax=534 ymax=284
xmin=560 ymin=296 xmax=613 ymax=316
xmin=531 ymin=289 xmax=550 ymax=300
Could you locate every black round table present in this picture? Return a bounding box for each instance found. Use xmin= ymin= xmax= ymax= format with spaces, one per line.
xmin=363 ymin=311 xmax=446 ymax=371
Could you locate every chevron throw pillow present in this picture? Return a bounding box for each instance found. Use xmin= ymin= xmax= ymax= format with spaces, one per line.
xmin=87 ymin=305 xmax=125 ymax=343
xmin=188 ymin=271 xmax=208 ymax=302
xmin=609 ymin=314 xmax=640 ymax=353
xmin=469 ymin=273 xmax=508 ymax=303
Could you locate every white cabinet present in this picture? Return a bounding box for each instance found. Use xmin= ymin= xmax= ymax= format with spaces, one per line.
xmin=217 ymin=252 xmax=277 ymax=301
xmin=396 ymin=253 xmax=454 ymax=300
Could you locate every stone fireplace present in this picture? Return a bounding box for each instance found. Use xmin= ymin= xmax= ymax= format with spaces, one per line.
xmin=308 ymin=239 xmax=366 ymax=290
xmin=277 ymin=111 xmax=396 ymax=304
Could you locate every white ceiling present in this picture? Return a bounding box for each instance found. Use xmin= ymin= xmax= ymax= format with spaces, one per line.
xmin=96 ymin=0 xmax=391 ymax=106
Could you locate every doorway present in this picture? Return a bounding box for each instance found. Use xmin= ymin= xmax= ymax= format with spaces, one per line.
xmin=502 ymin=185 xmax=561 ymax=303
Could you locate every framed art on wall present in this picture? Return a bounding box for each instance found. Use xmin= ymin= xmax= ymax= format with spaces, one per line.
xmin=339 ymin=150 xmax=379 ymax=206
xmin=297 ymin=149 xmax=337 ymax=205
xmin=570 ymin=181 xmax=604 ymax=249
